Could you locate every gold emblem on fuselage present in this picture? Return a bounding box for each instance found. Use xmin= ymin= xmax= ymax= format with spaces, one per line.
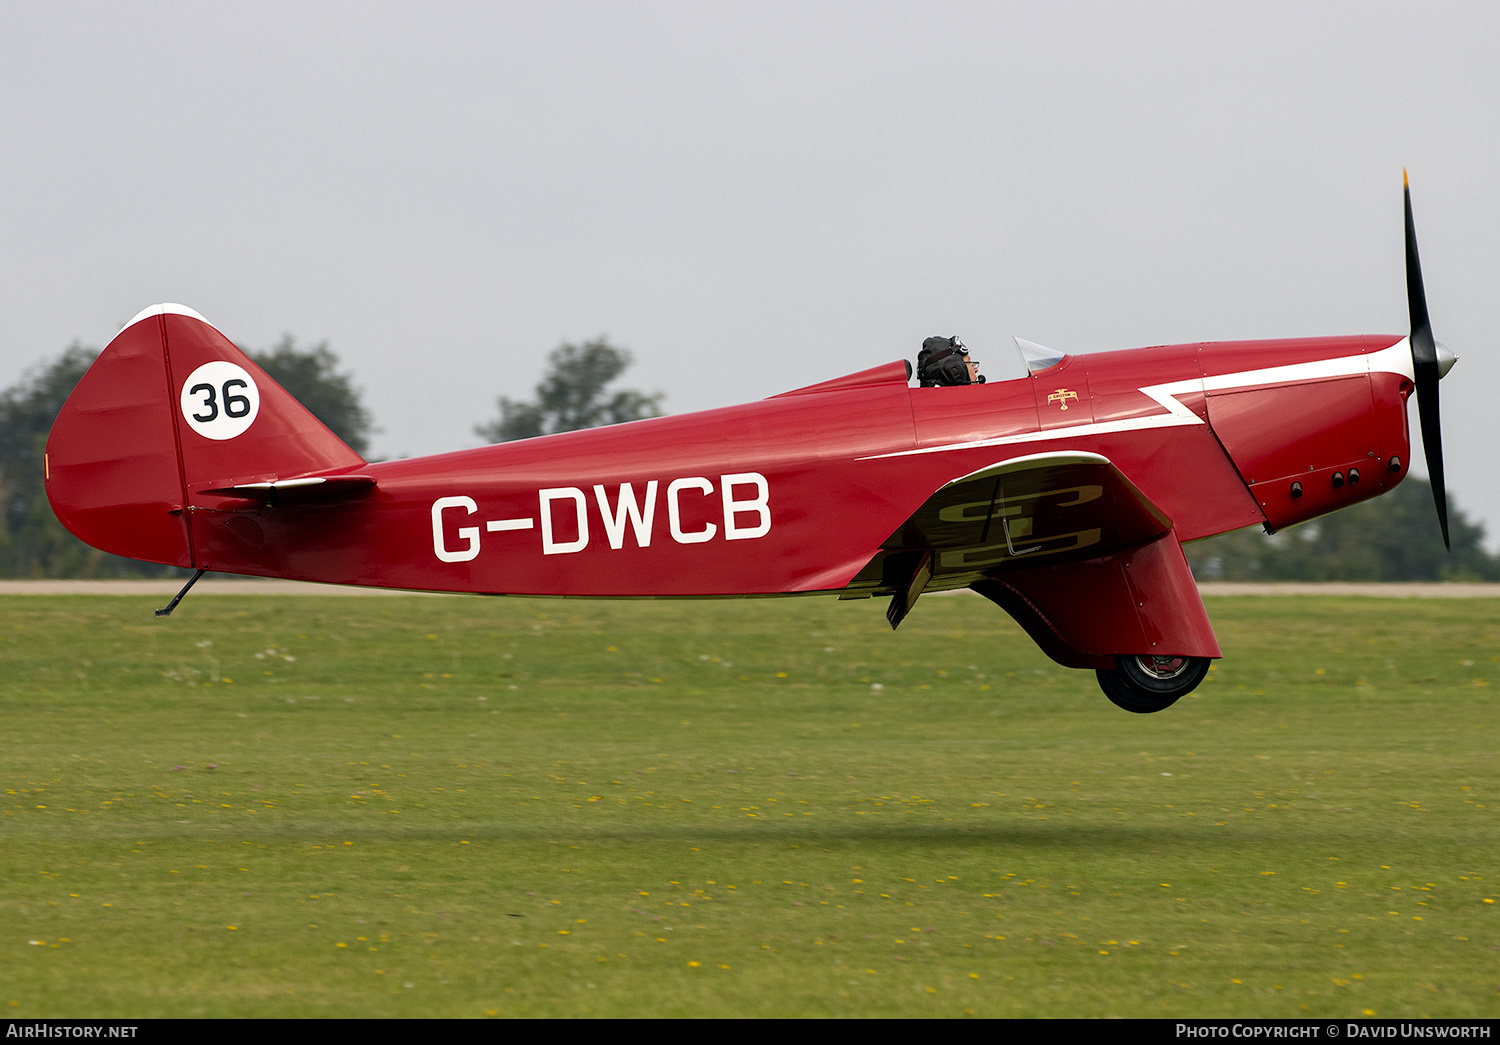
xmin=1046 ymin=388 xmax=1079 ymax=410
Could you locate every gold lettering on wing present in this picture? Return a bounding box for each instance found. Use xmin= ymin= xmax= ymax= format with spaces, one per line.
xmin=1047 ymin=388 xmax=1079 ymax=410
xmin=937 ymin=484 xmax=1104 ymax=523
xmin=938 ymin=527 xmax=1102 ymax=570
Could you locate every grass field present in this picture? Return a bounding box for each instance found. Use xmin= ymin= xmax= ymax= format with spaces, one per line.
xmin=1 ymin=591 xmax=1497 ymax=1018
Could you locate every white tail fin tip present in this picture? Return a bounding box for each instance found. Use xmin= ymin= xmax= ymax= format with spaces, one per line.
xmin=121 ymin=303 xmax=211 ymax=333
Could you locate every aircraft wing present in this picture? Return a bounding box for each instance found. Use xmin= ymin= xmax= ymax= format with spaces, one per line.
xmin=879 ymin=450 xmax=1172 ymax=574
xmin=863 ymin=452 xmax=1216 ymax=666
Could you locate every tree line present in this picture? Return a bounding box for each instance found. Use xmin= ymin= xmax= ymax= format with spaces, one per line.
xmin=1183 ymin=478 xmax=1500 ymax=582
xmin=2 ymin=335 xmax=1494 ymax=580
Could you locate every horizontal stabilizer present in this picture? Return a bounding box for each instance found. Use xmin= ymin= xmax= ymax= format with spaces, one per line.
xmin=199 ymin=474 xmax=378 ymax=504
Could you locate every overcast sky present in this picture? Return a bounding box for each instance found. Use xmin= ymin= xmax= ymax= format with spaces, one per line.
xmin=3 ymin=2 xmax=1496 ymax=546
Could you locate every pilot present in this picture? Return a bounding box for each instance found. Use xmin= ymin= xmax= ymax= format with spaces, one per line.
xmin=917 ymin=335 xmax=984 ymax=387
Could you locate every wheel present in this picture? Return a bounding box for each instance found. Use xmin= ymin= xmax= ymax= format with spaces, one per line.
xmin=1095 ymin=655 xmax=1211 ymax=713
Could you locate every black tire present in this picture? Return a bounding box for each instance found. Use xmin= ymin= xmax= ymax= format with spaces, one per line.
xmin=1095 ymin=655 xmax=1211 ymax=714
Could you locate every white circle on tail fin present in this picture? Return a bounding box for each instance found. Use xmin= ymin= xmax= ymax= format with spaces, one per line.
xmin=180 ymin=361 xmax=260 ymax=440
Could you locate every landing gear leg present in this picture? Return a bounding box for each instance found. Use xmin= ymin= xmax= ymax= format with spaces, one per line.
xmin=1096 ymin=655 xmax=1211 ymax=713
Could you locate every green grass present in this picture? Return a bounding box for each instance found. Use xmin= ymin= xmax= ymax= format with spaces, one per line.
xmin=1 ymin=592 xmax=1497 ymax=1018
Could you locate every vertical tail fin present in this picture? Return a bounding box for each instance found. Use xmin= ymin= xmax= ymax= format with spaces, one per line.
xmin=46 ymin=304 xmax=365 ymax=567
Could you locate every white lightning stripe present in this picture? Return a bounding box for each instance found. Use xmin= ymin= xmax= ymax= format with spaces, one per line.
xmin=862 ymin=338 xmax=1412 ymax=461
xmin=1199 ymin=336 xmax=1414 ymax=392
xmin=486 ymin=518 xmax=534 ymax=532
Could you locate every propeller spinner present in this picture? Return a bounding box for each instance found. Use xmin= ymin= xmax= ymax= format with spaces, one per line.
xmin=1404 ymin=170 xmax=1456 ymax=549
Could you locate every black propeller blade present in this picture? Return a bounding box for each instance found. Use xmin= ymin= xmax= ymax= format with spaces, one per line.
xmin=1404 ymin=170 xmax=1452 ymax=549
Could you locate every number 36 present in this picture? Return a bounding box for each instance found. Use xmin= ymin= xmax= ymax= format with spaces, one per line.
xmin=188 ymin=379 xmax=252 ymax=422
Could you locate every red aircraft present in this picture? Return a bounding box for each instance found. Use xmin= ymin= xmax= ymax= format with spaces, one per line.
xmin=45 ymin=179 xmax=1456 ymax=713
